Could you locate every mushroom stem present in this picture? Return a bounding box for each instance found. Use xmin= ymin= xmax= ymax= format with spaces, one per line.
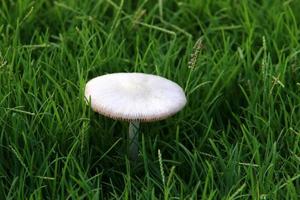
xmin=128 ymin=120 xmax=140 ymax=160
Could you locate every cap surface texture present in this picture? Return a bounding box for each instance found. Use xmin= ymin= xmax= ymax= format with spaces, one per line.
xmin=85 ymin=73 xmax=186 ymax=121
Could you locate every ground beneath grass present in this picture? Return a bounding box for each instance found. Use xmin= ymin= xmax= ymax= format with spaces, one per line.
xmin=1 ymin=0 xmax=300 ymax=199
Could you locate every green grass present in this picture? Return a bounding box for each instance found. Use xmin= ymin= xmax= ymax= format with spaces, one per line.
xmin=1 ymin=0 xmax=300 ymax=199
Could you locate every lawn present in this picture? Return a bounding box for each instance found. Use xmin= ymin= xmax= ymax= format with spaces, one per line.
xmin=1 ymin=0 xmax=300 ymax=199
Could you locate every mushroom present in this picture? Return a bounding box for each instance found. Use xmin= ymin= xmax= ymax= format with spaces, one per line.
xmin=85 ymin=72 xmax=187 ymax=160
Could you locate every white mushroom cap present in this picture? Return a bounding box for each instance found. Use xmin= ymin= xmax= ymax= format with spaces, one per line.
xmin=85 ymin=73 xmax=187 ymax=122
